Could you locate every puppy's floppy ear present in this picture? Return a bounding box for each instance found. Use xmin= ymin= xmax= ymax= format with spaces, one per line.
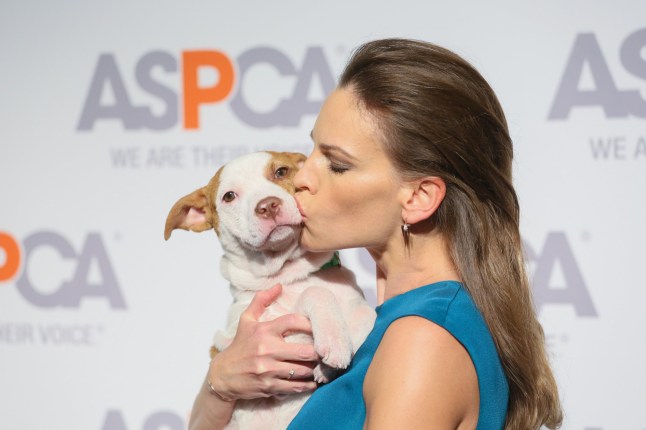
xmin=164 ymin=187 xmax=214 ymax=240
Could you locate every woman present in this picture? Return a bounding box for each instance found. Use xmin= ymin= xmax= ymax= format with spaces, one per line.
xmin=189 ymin=38 xmax=563 ymax=429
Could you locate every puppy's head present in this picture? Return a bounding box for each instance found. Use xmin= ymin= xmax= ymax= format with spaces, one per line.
xmin=164 ymin=151 xmax=306 ymax=253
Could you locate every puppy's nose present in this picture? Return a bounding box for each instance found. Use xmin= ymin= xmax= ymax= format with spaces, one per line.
xmin=255 ymin=197 xmax=282 ymax=219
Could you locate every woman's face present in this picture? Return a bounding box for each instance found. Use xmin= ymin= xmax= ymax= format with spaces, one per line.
xmin=294 ymin=87 xmax=403 ymax=252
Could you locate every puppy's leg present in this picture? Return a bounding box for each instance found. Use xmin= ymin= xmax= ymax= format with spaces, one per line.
xmin=295 ymin=286 xmax=353 ymax=383
xmin=345 ymin=302 xmax=377 ymax=352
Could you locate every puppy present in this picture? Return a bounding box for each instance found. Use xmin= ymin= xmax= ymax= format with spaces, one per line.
xmin=164 ymin=151 xmax=376 ymax=429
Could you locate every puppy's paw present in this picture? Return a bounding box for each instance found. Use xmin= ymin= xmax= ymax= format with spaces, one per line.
xmin=313 ymin=362 xmax=341 ymax=384
xmin=314 ymin=335 xmax=352 ymax=370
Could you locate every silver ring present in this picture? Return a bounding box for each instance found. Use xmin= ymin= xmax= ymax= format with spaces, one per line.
xmin=288 ymin=369 xmax=295 ymax=380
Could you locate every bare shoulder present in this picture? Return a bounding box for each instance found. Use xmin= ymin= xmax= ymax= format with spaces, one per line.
xmin=363 ymin=316 xmax=479 ymax=430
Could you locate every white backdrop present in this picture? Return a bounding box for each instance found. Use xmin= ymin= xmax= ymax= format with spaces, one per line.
xmin=1 ymin=1 xmax=645 ymax=429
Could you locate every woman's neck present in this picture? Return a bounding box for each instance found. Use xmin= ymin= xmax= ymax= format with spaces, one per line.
xmin=369 ymin=231 xmax=460 ymax=305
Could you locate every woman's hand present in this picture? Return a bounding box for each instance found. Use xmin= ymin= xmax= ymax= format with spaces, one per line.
xmin=208 ymin=284 xmax=320 ymax=400
xmin=188 ymin=284 xmax=320 ymax=430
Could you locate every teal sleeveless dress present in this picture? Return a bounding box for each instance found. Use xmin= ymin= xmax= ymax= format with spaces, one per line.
xmin=287 ymin=281 xmax=509 ymax=429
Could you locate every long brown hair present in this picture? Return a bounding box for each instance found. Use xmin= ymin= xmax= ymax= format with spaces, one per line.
xmin=340 ymin=38 xmax=562 ymax=429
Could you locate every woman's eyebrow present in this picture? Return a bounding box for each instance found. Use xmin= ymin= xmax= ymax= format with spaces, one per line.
xmin=317 ymin=143 xmax=357 ymax=161
xmin=310 ymin=132 xmax=358 ymax=161
xmin=310 ymin=130 xmax=358 ymax=160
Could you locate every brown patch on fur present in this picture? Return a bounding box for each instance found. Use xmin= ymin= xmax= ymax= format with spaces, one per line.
xmin=164 ymin=167 xmax=223 ymax=240
xmin=203 ymin=167 xmax=223 ymax=236
xmin=209 ymin=345 xmax=220 ymax=359
xmin=264 ymin=151 xmax=307 ymax=195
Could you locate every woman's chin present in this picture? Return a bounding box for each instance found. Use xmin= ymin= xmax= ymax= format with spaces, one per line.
xmin=299 ymin=231 xmax=333 ymax=252
xmin=299 ymin=236 xmax=317 ymax=251
xmin=300 ymin=237 xmax=348 ymax=254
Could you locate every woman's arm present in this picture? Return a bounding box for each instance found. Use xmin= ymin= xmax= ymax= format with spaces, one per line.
xmin=188 ymin=373 xmax=236 ymax=430
xmin=188 ymin=284 xmax=320 ymax=430
xmin=363 ymin=316 xmax=479 ymax=429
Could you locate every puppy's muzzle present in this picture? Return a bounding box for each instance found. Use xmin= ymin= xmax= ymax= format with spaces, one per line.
xmin=255 ymin=196 xmax=282 ymax=220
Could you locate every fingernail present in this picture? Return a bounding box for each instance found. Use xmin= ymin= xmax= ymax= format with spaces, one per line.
xmin=298 ymin=347 xmax=312 ymax=359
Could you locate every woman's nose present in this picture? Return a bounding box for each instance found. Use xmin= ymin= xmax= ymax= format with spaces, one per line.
xmin=294 ymin=156 xmax=315 ymax=193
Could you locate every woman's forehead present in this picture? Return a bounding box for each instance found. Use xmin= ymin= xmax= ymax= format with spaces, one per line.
xmin=313 ymin=89 xmax=384 ymax=155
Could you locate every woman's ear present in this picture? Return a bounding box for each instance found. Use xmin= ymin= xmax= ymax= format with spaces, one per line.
xmin=399 ymin=176 xmax=446 ymax=224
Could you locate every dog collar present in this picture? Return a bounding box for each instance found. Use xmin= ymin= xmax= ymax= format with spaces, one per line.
xmin=320 ymin=251 xmax=341 ymax=270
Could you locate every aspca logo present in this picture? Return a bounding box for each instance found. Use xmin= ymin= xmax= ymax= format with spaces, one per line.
xmin=524 ymin=232 xmax=597 ymax=317
xmin=77 ymin=46 xmax=336 ymax=131
xmin=0 ymin=231 xmax=125 ymax=309
xmin=549 ymin=28 xmax=646 ymax=119
xmin=100 ymin=409 xmax=185 ymax=430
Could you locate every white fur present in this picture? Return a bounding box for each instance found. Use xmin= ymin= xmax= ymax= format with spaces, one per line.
xmin=206 ymin=152 xmax=375 ymax=429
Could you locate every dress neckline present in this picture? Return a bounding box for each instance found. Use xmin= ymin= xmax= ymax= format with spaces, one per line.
xmin=375 ymin=280 xmax=463 ymax=314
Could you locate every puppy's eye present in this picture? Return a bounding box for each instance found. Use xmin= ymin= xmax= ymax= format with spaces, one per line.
xmin=222 ymin=191 xmax=236 ymax=202
xmin=274 ymin=166 xmax=289 ymax=178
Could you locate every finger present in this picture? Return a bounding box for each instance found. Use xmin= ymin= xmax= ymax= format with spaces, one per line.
xmin=270 ymin=379 xmax=318 ymax=396
xmin=271 ymin=342 xmax=319 ymax=362
xmin=243 ymin=284 xmax=283 ymax=321
xmin=273 ymin=362 xmax=316 ymax=380
xmin=268 ymin=313 xmax=313 ymax=336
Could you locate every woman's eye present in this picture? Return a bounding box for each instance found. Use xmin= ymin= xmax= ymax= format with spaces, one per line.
xmin=321 ymin=150 xmax=351 ymax=175
xmin=328 ymin=163 xmax=349 ymax=174
xmin=222 ymin=191 xmax=236 ymax=202
xmin=274 ymin=166 xmax=289 ymax=178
